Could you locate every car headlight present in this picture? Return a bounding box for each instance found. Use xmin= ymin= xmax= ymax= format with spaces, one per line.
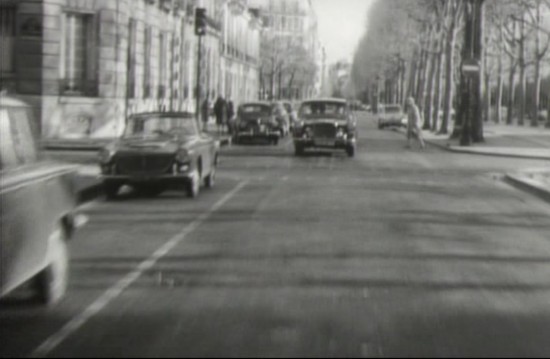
xmin=175 ymin=149 xmax=190 ymax=164
xmin=98 ymin=148 xmax=115 ymax=163
xmin=303 ymin=126 xmax=313 ymax=138
xmin=336 ymin=127 xmax=346 ymax=138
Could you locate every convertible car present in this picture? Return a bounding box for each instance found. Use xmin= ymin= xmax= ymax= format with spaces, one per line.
xmin=293 ymin=98 xmax=357 ymax=157
xmin=98 ymin=112 xmax=218 ymax=199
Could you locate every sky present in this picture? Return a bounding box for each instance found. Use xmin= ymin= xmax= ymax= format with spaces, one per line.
xmin=312 ymin=0 xmax=376 ymax=65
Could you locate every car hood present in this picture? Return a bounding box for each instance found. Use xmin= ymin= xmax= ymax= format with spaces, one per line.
xmin=115 ymin=137 xmax=190 ymax=153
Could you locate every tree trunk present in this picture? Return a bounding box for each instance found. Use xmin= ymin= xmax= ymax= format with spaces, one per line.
xmin=532 ymin=63 xmax=541 ymax=127
xmin=496 ymin=53 xmax=503 ymax=123
xmin=546 ymin=92 xmax=550 ymax=128
xmin=471 ymin=0 xmax=485 ymax=143
xmin=506 ymin=62 xmax=516 ymax=125
xmin=433 ymin=49 xmax=444 ymax=132
xmin=440 ymin=27 xmax=456 ymax=135
xmin=424 ymin=52 xmax=437 ymax=130
xmin=407 ymin=49 xmax=419 ymax=101
xmin=416 ymin=49 xmax=427 ymax=107
xmin=518 ymin=15 xmax=526 ymax=126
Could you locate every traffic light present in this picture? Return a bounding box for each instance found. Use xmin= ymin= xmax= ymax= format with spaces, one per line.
xmin=195 ymin=8 xmax=206 ymax=36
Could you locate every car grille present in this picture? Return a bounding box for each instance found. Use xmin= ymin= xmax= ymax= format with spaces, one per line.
xmin=115 ymin=153 xmax=174 ymax=175
xmin=311 ymin=123 xmax=337 ymax=138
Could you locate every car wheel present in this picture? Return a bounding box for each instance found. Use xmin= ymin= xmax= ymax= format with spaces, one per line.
xmin=273 ymin=138 xmax=279 ymax=146
xmin=378 ymin=122 xmax=383 ymax=130
xmin=186 ymin=170 xmax=200 ymax=198
xmin=104 ymin=181 xmax=121 ymax=200
xmin=204 ymin=162 xmax=216 ymax=189
xmin=346 ymin=146 xmax=355 ymax=158
xmin=33 ymin=225 xmax=69 ymax=306
xmin=295 ymin=144 xmax=304 ymax=156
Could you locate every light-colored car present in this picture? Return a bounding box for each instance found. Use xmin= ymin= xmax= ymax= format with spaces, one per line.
xmin=378 ymin=104 xmax=407 ymax=129
xmin=1 ymin=95 xmax=82 ymax=305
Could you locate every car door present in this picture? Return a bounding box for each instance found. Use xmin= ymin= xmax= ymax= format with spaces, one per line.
xmin=0 ymin=106 xmax=50 ymax=295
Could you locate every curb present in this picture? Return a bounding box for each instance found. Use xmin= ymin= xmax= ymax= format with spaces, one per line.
xmin=396 ymin=128 xmax=550 ymax=161
xmin=503 ymin=174 xmax=550 ymax=204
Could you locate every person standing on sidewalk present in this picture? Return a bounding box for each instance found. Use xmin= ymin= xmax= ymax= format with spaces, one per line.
xmin=226 ymin=98 xmax=235 ymax=135
xmin=406 ymin=97 xmax=426 ymax=149
xmin=213 ymin=95 xmax=227 ymax=135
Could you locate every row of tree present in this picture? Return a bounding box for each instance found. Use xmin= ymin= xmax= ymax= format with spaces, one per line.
xmin=351 ymin=0 xmax=550 ymax=142
xmin=258 ymin=35 xmax=318 ymax=101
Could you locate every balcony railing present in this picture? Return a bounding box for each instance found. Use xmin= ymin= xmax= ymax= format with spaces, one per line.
xmin=59 ymin=78 xmax=98 ymax=97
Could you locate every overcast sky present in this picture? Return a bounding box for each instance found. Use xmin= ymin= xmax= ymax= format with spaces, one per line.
xmin=312 ymin=0 xmax=376 ymax=65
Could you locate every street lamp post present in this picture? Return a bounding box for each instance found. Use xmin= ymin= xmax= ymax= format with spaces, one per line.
xmin=195 ymin=8 xmax=207 ymax=126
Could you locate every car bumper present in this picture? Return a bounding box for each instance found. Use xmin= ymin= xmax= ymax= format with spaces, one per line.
xmin=100 ymin=171 xmax=194 ymax=187
xmin=294 ymin=137 xmax=355 ymax=149
xmin=236 ymin=131 xmax=280 ymax=139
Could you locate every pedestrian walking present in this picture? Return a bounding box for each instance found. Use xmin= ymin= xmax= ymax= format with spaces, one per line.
xmin=213 ymin=95 xmax=227 ymax=135
xmin=406 ymin=97 xmax=426 ymax=150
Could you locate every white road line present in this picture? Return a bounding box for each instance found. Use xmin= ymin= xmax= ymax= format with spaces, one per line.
xmin=30 ymin=180 xmax=249 ymax=358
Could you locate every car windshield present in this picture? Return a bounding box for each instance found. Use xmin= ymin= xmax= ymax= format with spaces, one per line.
xmin=124 ymin=115 xmax=198 ymax=138
xmin=299 ymin=102 xmax=347 ymax=119
xmin=384 ymin=105 xmax=402 ymax=113
xmin=240 ymin=104 xmax=271 ymax=115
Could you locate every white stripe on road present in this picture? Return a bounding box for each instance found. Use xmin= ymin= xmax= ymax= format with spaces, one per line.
xmin=30 ymin=180 xmax=249 ymax=358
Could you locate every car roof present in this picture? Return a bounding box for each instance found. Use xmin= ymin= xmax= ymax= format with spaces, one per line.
xmin=300 ymin=98 xmax=347 ymax=105
xmin=0 ymin=94 xmax=30 ymax=108
xmin=129 ymin=111 xmax=194 ymax=118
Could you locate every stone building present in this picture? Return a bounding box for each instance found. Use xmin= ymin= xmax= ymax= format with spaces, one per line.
xmin=0 ymin=0 xmax=261 ymax=139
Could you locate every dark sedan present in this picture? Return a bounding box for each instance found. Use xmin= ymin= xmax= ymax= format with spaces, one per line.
xmin=98 ymin=112 xmax=218 ymax=199
xmin=293 ymin=98 xmax=357 ymax=157
xmin=234 ymin=102 xmax=288 ymax=145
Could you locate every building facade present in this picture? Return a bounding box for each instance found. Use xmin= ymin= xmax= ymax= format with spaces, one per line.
xmin=0 ymin=0 xmax=260 ymax=139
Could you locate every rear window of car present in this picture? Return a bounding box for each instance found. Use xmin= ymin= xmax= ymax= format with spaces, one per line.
xmin=240 ymin=105 xmax=271 ymax=114
xmin=0 ymin=107 xmax=38 ymax=170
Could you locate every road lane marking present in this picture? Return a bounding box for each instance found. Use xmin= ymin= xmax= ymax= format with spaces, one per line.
xmin=30 ymin=180 xmax=249 ymax=358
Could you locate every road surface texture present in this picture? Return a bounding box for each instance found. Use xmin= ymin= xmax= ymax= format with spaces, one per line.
xmin=1 ymin=113 xmax=549 ymax=358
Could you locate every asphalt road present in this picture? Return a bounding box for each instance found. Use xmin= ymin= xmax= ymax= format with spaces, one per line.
xmin=2 ymin=113 xmax=550 ymax=358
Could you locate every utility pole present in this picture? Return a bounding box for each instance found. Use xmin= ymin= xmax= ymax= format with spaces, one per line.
xmin=195 ymin=8 xmax=206 ymax=126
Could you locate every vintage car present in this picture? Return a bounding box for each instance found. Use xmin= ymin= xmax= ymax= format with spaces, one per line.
xmin=293 ymin=98 xmax=357 ymax=157
xmin=234 ymin=102 xmax=289 ymax=145
xmin=378 ymin=104 xmax=407 ymax=129
xmin=98 ymin=112 xmax=218 ymax=199
xmin=1 ymin=95 xmax=83 ymax=305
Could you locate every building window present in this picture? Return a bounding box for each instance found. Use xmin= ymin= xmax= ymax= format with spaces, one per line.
xmin=127 ymin=18 xmax=137 ymax=99
xmin=158 ymin=32 xmax=166 ymax=98
xmin=144 ymin=26 xmax=152 ymax=98
xmin=59 ymin=12 xmax=97 ymax=96
xmin=0 ymin=7 xmax=16 ymax=75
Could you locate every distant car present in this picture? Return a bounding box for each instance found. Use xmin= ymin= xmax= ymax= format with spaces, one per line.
xmin=234 ymin=102 xmax=288 ymax=145
xmin=293 ymin=98 xmax=357 ymax=157
xmin=98 ymin=112 xmax=218 ymax=199
xmin=282 ymin=101 xmax=298 ymax=132
xmin=378 ymin=104 xmax=407 ymax=129
xmin=1 ymin=95 xmax=82 ymax=305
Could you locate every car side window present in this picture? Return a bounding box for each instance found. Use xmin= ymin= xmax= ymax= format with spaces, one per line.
xmin=0 ymin=109 xmax=21 ymax=170
xmin=8 ymin=107 xmax=38 ymax=164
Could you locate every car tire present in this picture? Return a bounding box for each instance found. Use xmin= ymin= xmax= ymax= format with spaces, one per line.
xmin=33 ymin=225 xmax=69 ymax=306
xmin=186 ymin=170 xmax=200 ymax=198
xmin=295 ymin=144 xmax=304 ymax=156
xmin=346 ymin=146 xmax=355 ymax=158
xmin=273 ymin=138 xmax=279 ymax=146
xmin=104 ymin=182 xmax=121 ymax=200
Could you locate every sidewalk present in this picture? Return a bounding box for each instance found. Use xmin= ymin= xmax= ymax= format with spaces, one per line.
xmin=413 ymin=122 xmax=550 ymax=203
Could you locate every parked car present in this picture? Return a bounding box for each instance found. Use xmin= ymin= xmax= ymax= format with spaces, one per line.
xmin=234 ymin=102 xmax=288 ymax=145
xmin=1 ymin=95 xmax=83 ymax=305
xmin=98 ymin=112 xmax=219 ymax=199
xmin=378 ymin=104 xmax=407 ymax=129
xmin=293 ymin=98 xmax=357 ymax=157
xmin=283 ymin=101 xmax=298 ymax=132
